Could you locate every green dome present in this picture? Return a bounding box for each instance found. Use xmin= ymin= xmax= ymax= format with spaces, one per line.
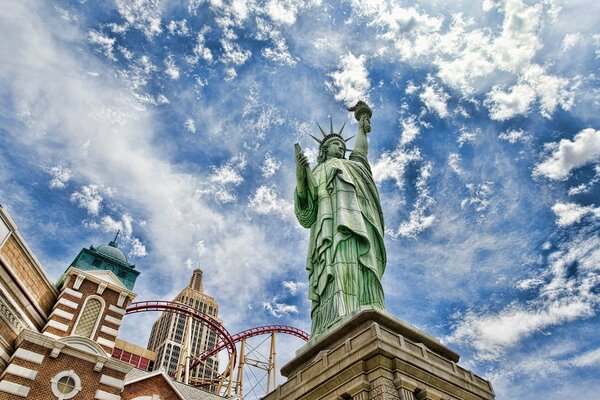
xmin=97 ymin=243 xmax=127 ymax=264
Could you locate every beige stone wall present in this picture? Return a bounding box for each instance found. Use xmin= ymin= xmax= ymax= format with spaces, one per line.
xmin=266 ymin=310 xmax=494 ymax=400
xmin=0 ymin=235 xmax=56 ymax=316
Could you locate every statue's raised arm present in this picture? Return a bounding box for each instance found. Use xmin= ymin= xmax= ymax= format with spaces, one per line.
xmin=347 ymin=100 xmax=372 ymax=158
xmin=294 ymin=101 xmax=386 ymax=338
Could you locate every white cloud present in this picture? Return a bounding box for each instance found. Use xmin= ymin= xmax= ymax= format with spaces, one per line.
xmin=420 ymin=84 xmax=450 ymax=118
xmin=282 ymin=280 xmax=307 ymax=295
xmin=220 ymin=39 xmax=251 ymax=66
xmin=115 ymin=0 xmax=162 ymax=38
xmin=209 ymin=155 xmax=246 ymax=186
xmin=448 ymin=153 xmax=463 ymax=175
xmin=499 ymin=129 xmax=529 ymax=144
xmin=164 ymin=56 xmax=180 ymax=80
xmin=260 ymin=153 xmax=281 ymax=178
xmin=242 ymin=89 xmax=285 ymax=140
xmin=263 ymin=298 xmax=299 ymax=317
xmin=48 ymin=166 xmax=72 ymax=189
xmin=457 ymin=127 xmax=478 ymax=147
xmin=88 ymin=30 xmax=117 ymax=61
xmin=390 ymin=162 xmax=436 ymax=238
xmin=461 ymin=181 xmax=494 ymax=214
xmin=350 ymin=1 xmax=443 ymax=61
xmin=570 ymin=347 xmax=600 ymax=368
xmin=568 ymin=166 xmax=600 ymax=196
xmin=166 ymin=19 xmax=189 ymax=36
xmin=561 ymin=32 xmax=582 ymax=53
xmin=485 ymin=64 xmax=576 ymax=120
xmin=186 ymin=27 xmax=213 ymax=65
xmin=326 ymin=52 xmax=370 ymax=106
xmin=399 ymin=115 xmax=420 ymax=146
xmin=70 ymin=185 xmax=103 ymax=215
xmin=449 ymin=300 xmax=594 ymax=361
xmin=372 ymin=147 xmax=422 ymax=190
xmin=551 ymin=202 xmax=600 ymax=227
xmin=184 ymin=118 xmax=196 ymax=133
xmin=485 ymin=82 xmax=536 ymax=121
xmin=264 ymin=0 xmax=320 ymax=26
xmin=533 ymin=129 xmax=600 ymax=180
xmin=448 ymin=229 xmax=600 ymax=361
xmin=129 ymin=238 xmax=148 ymax=257
xmin=248 ymin=185 xmax=292 ymax=217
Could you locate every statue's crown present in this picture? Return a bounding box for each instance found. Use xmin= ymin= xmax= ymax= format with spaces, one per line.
xmin=310 ymin=117 xmax=354 ymax=150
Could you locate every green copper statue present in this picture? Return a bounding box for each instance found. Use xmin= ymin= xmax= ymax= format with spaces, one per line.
xmin=294 ymin=101 xmax=386 ymax=337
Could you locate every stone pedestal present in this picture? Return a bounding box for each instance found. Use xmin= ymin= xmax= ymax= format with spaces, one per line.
xmin=264 ymin=308 xmax=494 ymax=400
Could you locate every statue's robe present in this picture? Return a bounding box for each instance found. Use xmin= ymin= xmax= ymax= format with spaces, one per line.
xmin=295 ymin=151 xmax=386 ymax=336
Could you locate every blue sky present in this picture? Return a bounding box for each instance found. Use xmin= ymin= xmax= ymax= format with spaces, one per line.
xmin=1 ymin=0 xmax=600 ymax=397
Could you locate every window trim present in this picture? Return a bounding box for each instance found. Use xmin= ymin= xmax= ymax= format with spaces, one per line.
xmin=50 ymin=370 xmax=82 ymax=400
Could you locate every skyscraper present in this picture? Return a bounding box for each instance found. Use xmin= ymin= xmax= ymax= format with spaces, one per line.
xmin=147 ymin=269 xmax=221 ymax=389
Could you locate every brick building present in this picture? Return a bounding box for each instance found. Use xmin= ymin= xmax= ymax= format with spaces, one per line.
xmin=0 ymin=204 xmax=222 ymax=400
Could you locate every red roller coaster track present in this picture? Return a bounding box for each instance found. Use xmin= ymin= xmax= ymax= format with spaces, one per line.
xmin=188 ymin=325 xmax=310 ymax=372
xmin=125 ymin=300 xmax=310 ymax=386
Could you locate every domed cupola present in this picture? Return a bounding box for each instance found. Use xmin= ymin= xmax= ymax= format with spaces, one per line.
xmin=58 ymin=230 xmax=140 ymax=291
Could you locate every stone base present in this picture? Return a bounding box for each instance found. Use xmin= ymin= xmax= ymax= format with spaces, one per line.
xmin=264 ymin=308 xmax=494 ymax=400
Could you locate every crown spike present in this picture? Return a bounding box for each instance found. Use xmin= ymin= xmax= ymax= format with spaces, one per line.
xmin=344 ymin=135 xmax=355 ymax=142
xmin=330 ymin=116 xmax=334 ymax=134
xmin=338 ymin=122 xmax=347 ymax=135
xmin=317 ymin=123 xmax=326 ymax=137
xmin=309 ymin=134 xmax=323 ymax=144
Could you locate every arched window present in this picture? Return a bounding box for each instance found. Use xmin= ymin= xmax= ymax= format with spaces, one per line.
xmin=74 ymin=297 xmax=103 ymax=338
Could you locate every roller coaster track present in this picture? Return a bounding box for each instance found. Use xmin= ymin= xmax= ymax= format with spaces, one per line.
xmin=125 ymin=300 xmax=310 ymax=392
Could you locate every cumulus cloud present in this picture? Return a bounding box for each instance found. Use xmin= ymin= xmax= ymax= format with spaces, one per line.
xmin=70 ymin=185 xmax=103 ymax=215
xmin=420 ymin=83 xmax=450 ymax=118
xmin=164 ymin=56 xmax=180 ymax=80
xmin=186 ymin=27 xmax=213 ymax=65
xmin=282 ymin=280 xmax=307 ymax=295
xmin=568 ymin=166 xmax=600 ymax=196
xmin=88 ymin=30 xmax=117 ymax=61
xmin=184 ymin=118 xmax=196 ymax=133
xmin=448 ymin=228 xmax=600 ymax=361
xmin=260 ymin=153 xmax=281 ymax=178
xmin=350 ymin=1 xmax=442 ymax=61
xmin=248 ymin=185 xmax=292 ymax=217
xmin=561 ymin=32 xmax=582 ymax=53
xmin=129 ymin=238 xmax=148 ymax=257
xmin=326 ymin=52 xmax=370 ymax=106
xmin=48 ymin=166 xmax=72 ymax=189
xmin=399 ymin=115 xmax=420 ymax=146
xmin=166 ymin=19 xmax=189 ymax=36
xmin=570 ymin=347 xmax=600 ymax=368
xmin=389 ymin=162 xmax=436 ymax=238
xmin=263 ymin=298 xmax=299 ymax=317
xmin=499 ymin=129 xmax=529 ymax=144
xmin=448 ymin=153 xmax=463 ymax=175
xmin=551 ymin=202 xmax=600 ymax=226
xmin=209 ymin=155 xmax=246 ymax=185
xmin=115 ymin=0 xmax=162 ymax=38
xmin=372 ymin=147 xmax=422 ymax=190
xmin=457 ymin=127 xmax=478 ymax=147
xmin=533 ymin=129 xmax=600 ymax=180
xmin=461 ymin=181 xmax=494 ymax=218
xmin=485 ymin=64 xmax=576 ymax=120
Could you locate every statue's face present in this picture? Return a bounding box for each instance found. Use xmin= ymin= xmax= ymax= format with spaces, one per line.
xmin=325 ymin=139 xmax=345 ymax=160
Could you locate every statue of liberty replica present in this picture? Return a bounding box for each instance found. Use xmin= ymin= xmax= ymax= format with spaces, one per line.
xmin=294 ymin=101 xmax=386 ymax=337
xmin=268 ymin=100 xmax=494 ymax=400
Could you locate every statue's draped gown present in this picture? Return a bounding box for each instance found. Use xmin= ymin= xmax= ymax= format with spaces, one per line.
xmin=295 ymin=151 xmax=386 ymax=336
